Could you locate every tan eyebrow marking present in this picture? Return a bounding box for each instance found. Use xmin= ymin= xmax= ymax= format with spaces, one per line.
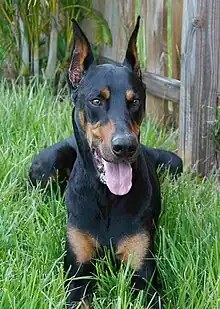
xmin=126 ymin=90 xmax=134 ymax=101
xmin=100 ymin=87 xmax=110 ymax=100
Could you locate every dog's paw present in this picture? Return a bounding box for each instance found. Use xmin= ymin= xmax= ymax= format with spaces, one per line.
xmin=29 ymin=149 xmax=57 ymax=187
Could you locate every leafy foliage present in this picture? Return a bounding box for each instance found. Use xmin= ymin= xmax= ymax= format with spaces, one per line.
xmin=0 ymin=0 xmax=112 ymax=80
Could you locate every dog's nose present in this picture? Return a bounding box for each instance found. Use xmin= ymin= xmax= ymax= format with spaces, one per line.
xmin=112 ymin=134 xmax=138 ymax=158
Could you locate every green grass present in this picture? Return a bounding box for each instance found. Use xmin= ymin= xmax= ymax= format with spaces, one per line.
xmin=0 ymin=81 xmax=219 ymax=308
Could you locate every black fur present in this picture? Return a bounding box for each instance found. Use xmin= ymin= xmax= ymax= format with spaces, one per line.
xmin=29 ymin=17 xmax=183 ymax=309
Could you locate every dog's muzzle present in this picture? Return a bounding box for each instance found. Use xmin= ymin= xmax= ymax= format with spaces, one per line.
xmin=111 ymin=134 xmax=138 ymax=159
xmin=93 ymin=133 xmax=139 ymax=196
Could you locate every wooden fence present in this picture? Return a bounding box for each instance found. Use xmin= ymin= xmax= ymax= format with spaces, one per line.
xmin=84 ymin=0 xmax=220 ymax=176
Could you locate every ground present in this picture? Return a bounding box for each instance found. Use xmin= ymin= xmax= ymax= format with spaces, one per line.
xmin=0 ymin=81 xmax=219 ymax=308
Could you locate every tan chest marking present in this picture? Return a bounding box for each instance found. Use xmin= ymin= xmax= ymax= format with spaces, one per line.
xmin=116 ymin=232 xmax=150 ymax=270
xmin=80 ymin=300 xmax=90 ymax=309
xmin=67 ymin=225 xmax=99 ymax=264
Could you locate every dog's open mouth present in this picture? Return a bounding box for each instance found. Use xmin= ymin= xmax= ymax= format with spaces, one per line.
xmin=93 ymin=149 xmax=132 ymax=196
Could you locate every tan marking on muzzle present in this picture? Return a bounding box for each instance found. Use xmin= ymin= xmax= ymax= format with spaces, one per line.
xmin=129 ymin=122 xmax=140 ymax=137
xmin=78 ymin=109 xmax=86 ymax=129
xmin=86 ymin=121 xmax=115 ymax=147
xmin=67 ymin=224 xmax=99 ymax=264
xmin=116 ymin=232 xmax=150 ymax=270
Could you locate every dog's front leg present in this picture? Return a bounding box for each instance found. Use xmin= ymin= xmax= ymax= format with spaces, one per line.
xmin=64 ymin=223 xmax=98 ymax=308
xmin=133 ymin=253 xmax=161 ymax=309
xmin=116 ymin=232 xmax=161 ymax=309
xmin=29 ymin=136 xmax=77 ymax=190
xmin=64 ymin=258 xmax=93 ymax=309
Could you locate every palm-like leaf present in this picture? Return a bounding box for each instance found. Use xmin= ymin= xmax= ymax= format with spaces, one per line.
xmin=0 ymin=0 xmax=112 ymax=79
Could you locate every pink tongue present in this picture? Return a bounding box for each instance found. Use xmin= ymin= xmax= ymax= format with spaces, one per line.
xmin=103 ymin=161 xmax=132 ymax=195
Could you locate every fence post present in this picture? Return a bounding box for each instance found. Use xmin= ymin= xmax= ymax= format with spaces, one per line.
xmin=144 ymin=0 xmax=169 ymax=124
xmin=100 ymin=0 xmax=135 ymax=62
xmin=179 ymin=0 xmax=220 ymax=175
xmin=217 ymin=37 xmax=220 ymax=178
xmin=171 ymin=0 xmax=183 ymax=126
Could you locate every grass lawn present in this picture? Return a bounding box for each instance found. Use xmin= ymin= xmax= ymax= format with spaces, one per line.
xmin=0 ymin=81 xmax=219 ymax=309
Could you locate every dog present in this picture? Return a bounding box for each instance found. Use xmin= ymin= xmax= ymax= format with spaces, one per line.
xmin=29 ymin=17 xmax=183 ymax=308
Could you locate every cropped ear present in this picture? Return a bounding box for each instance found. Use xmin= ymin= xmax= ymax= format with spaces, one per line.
xmin=68 ymin=19 xmax=94 ymax=87
xmin=123 ymin=16 xmax=141 ymax=78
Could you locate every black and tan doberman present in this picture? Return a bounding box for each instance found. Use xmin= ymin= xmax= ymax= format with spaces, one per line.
xmin=29 ymin=17 xmax=182 ymax=308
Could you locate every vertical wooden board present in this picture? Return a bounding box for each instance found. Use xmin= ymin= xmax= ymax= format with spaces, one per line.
xmin=216 ymin=18 xmax=220 ymax=178
xmin=99 ymin=0 xmax=118 ymax=60
xmin=100 ymin=0 xmax=135 ymax=62
xmin=171 ymin=0 xmax=183 ymax=79
xmin=171 ymin=0 xmax=183 ymax=125
xmin=145 ymin=0 xmax=169 ymax=124
xmin=179 ymin=0 xmax=220 ymax=174
xmin=117 ymin=0 xmax=136 ymax=58
xmin=136 ymin=0 xmax=147 ymax=69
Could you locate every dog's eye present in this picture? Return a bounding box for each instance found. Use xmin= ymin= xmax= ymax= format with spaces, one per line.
xmin=90 ymin=98 xmax=102 ymax=106
xmin=133 ymin=99 xmax=140 ymax=106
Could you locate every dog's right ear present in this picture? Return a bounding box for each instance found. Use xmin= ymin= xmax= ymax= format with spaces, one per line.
xmin=68 ymin=19 xmax=94 ymax=87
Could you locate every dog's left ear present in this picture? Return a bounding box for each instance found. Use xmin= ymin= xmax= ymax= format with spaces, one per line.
xmin=68 ymin=19 xmax=94 ymax=87
xmin=123 ymin=16 xmax=141 ymax=78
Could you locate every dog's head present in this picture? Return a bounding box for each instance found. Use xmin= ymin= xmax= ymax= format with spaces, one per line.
xmin=68 ymin=17 xmax=146 ymax=196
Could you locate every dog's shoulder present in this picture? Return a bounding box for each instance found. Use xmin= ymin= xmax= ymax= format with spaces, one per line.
xmin=29 ymin=136 xmax=77 ymax=188
xmin=140 ymin=143 xmax=183 ymax=177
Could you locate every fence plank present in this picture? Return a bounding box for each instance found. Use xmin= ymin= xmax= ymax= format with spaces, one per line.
xmin=145 ymin=0 xmax=169 ymax=123
xmin=142 ymin=72 xmax=180 ymax=103
xmin=172 ymin=0 xmax=183 ymax=124
xmin=100 ymin=0 xmax=135 ymax=62
xmin=217 ymin=31 xmax=220 ymax=178
xmin=179 ymin=0 xmax=220 ymax=175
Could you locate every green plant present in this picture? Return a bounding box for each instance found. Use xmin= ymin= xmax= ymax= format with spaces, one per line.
xmin=0 ymin=0 xmax=112 ymax=83
xmin=0 ymin=80 xmax=219 ymax=308
xmin=211 ymin=107 xmax=220 ymax=152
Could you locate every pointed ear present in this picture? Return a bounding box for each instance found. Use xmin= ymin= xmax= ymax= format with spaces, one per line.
xmin=123 ymin=16 xmax=141 ymax=78
xmin=68 ymin=19 xmax=94 ymax=87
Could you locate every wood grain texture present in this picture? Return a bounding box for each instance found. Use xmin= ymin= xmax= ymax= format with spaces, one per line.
xmin=100 ymin=0 xmax=135 ymax=62
xmin=179 ymin=0 xmax=220 ymax=174
xmin=171 ymin=0 xmax=183 ymax=80
xmin=172 ymin=0 xmax=183 ymax=124
xmin=145 ymin=0 xmax=169 ymax=123
xmin=217 ymin=25 xmax=220 ymax=178
xmin=142 ymin=71 xmax=180 ymax=104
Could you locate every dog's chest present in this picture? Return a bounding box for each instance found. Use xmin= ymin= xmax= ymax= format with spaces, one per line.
xmin=66 ymin=172 xmax=152 ymax=247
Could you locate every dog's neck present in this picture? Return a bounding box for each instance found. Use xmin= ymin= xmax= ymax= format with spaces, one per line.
xmin=72 ymin=112 xmax=101 ymax=184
